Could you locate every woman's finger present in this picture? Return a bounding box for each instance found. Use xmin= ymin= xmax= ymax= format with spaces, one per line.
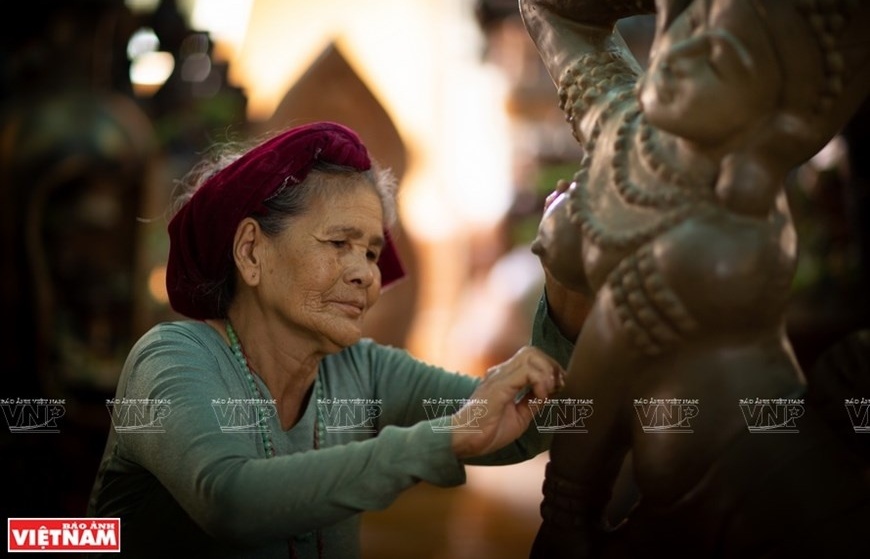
xmin=543 ymin=179 xmax=571 ymax=211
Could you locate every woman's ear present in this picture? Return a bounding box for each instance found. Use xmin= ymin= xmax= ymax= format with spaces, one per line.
xmin=233 ymin=217 xmax=262 ymax=286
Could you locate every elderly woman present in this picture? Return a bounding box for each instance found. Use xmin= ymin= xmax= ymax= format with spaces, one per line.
xmin=520 ymin=0 xmax=870 ymax=557
xmin=87 ymin=121 xmax=566 ymax=558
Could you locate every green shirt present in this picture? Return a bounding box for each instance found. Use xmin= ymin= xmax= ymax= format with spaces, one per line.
xmin=88 ymin=309 xmax=568 ymax=558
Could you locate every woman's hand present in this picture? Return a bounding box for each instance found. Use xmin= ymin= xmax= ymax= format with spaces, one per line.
xmin=451 ymin=346 xmax=565 ymax=459
xmin=544 ymin=178 xmax=571 ymax=213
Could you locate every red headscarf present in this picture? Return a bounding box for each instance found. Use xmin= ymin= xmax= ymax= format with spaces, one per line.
xmin=166 ymin=121 xmax=405 ymax=319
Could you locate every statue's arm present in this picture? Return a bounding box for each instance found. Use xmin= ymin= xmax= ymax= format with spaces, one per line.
xmin=519 ymin=0 xmax=654 ymax=146
xmin=519 ymin=0 xmax=655 ymax=82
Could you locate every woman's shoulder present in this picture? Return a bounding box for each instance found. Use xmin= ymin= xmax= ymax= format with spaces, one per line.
xmin=321 ymin=339 xmax=424 ymax=386
xmin=142 ymin=319 xmax=216 ymax=337
xmin=131 ymin=320 xmax=225 ymax=355
xmin=327 ymin=339 xmax=463 ymax=382
xmin=121 ymin=321 xmax=232 ymax=383
xmin=327 ymin=338 xmax=408 ymax=366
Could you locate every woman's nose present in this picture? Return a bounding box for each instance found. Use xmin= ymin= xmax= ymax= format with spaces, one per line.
xmin=345 ymin=252 xmax=376 ymax=287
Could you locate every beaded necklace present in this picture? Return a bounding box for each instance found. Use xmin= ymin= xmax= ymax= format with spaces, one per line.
xmin=225 ymin=321 xmax=325 ymax=559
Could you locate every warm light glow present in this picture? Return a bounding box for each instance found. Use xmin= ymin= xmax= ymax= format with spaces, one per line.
xmin=190 ymin=0 xmax=254 ymax=61
xmin=148 ymin=265 xmax=169 ymax=304
xmin=130 ymin=51 xmax=175 ymax=96
xmin=218 ymin=0 xmax=514 ymax=236
xmin=127 ymin=27 xmax=160 ymax=59
xmin=442 ymin=65 xmax=514 ymax=230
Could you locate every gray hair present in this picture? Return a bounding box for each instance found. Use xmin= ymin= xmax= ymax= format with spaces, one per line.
xmin=256 ymin=160 xmax=398 ymax=236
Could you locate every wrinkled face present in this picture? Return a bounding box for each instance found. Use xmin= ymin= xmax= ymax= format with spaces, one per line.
xmin=258 ymin=179 xmax=384 ymax=352
xmin=638 ymin=0 xmax=778 ymax=144
xmin=531 ymin=188 xmax=589 ymax=293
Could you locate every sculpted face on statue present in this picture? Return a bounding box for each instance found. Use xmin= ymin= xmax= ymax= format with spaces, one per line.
xmin=638 ymin=0 xmax=780 ymax=145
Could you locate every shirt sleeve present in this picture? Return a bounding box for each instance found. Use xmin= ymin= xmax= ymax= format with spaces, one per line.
xmin=530 ymin=291 xmax=576 ymax=370
xmin=114 ymin=325 xmax=466 ymax=546
xmin=361 ymin=341 xmax=553 ymax=466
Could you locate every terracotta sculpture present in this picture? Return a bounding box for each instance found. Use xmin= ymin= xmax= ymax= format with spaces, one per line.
xmin=520 ymin=0 xmax=870 ymax=556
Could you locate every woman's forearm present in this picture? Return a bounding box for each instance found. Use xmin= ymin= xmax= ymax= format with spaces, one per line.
xmin=544 ymin=271 xmax=592 ymax=343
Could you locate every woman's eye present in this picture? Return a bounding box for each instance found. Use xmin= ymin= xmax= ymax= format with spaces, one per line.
xmin=330 ymin=240 xmax=347 ymax=249
xmin=366 ymin=250 xmax=380 ymax=262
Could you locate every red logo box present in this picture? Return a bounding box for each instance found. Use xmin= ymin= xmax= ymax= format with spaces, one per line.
xmin=7 ymin=518 xmax=120 ymax=553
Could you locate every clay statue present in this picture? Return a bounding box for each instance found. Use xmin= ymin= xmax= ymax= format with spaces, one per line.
xmin=520 ymin=0 xmax=870 ymax=557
